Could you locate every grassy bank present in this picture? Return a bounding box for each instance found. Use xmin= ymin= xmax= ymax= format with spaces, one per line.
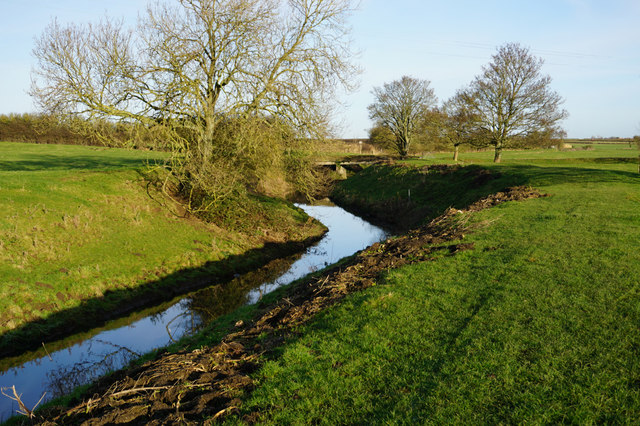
xmin=233 ymin=145 xmax=640 ymax=423
xmin=0 ymin=142 xmax=325 ymax=357
xmin=332 ymin=163 xmax=522 ymax=230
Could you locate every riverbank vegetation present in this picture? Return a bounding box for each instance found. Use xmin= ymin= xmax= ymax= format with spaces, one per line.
xmin=29 ymin=0 xmax=360 ymax=220
xmin=0 ymin=113 xmax=170 ymax=150
xmin=0 ymin=141 xmax=325 ymax=358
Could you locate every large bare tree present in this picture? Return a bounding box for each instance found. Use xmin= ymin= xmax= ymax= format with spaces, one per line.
xmin=459 ymin=43 xmax=567 ymax=162
xmin=368 ymin=76 xmax=437 ymax=157
xmin=31 ymin=0 xmax=359 ymax=210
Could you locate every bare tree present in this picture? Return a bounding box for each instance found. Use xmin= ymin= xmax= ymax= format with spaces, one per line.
xmin=31 ymin=0 xmax=359 ymax=211
xmin=635 ymin=134 xmax=640 ymax=173
xmin=367 ymin=76 xmax=437 ymax=157
xmin=441 ymin=91 xmax=488 ymax=161
xmin=459 ymin=43 xmax=567 ymax=162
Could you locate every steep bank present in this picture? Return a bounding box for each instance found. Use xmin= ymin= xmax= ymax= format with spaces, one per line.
xmin=0 ymin=142 xmax=326 ymax=359
xmin=331 ymin=163 xmax=525 ymax=231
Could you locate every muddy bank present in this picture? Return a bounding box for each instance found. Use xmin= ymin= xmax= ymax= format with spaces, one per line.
xmin=32 ymin=186 xmax=546 ymax=425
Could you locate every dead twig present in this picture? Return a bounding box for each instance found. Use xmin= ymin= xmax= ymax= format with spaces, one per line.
xmin=56 ymin=385 xmax=172 ymax=420
xmin=212 ymin=405 xmax=237 ymax=420
xmin=42 ymin=342 xmax=53 ymax=361
xmin=109 ymin=386 xmax=171 ymax=399
xmin=313 ymin=275 xmax=331 ymax=294
xmin=1 ymin=385 xmax=47 ymax=419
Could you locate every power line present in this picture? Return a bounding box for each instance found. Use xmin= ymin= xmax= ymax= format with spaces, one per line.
xmin=435 ymin=40 xmax=612 ymax=61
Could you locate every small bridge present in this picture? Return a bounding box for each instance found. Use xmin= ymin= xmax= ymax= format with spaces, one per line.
xmin=315 ymin=159 xmax=391 ymax=179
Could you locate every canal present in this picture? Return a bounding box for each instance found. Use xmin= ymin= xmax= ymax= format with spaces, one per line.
xmin=0 ymin=203 xmax=387 ymax=421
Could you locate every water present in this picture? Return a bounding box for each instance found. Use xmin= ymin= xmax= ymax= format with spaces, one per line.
xmin=0 ymin=204 xmax=387 ymax=421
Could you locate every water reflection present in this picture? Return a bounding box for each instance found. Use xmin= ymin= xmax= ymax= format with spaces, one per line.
xmin=246 ymin=205 xmax=388 ymax=304
xmin=46 ymin=339 xmax=139 ymax=398
xmin=186 ymin=254 xmax=300 ymax=325
xmin=0 ymin=204 xmax=387 ymax=422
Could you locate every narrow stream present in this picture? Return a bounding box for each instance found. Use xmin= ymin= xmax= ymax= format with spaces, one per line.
xmin=0 ymin=204 xmax=387 ymax=422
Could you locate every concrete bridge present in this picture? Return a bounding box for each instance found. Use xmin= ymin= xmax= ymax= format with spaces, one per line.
xmin=315 ymin=159 xmax=390 ymax=179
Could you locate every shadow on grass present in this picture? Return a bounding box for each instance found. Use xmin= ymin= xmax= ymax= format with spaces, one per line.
xmin=0 ymin=154 xmax=161 ymax=172
xmin=0 ymin=233 xmax=322 ymax=360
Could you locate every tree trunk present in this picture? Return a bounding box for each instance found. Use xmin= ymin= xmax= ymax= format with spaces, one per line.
xmin=396 ymin=135 xmax=409 ymax=157
xmin=453 ymin=145 xmax=459 ymax=162
xmin=493 ymin=140 xmax=503 ymax=163
xmin=201 ymin=111 xmax=217 ymax=165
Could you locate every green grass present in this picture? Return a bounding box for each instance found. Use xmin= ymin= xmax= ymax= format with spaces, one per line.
xmin=419 ymin=141 xmax=638 ymax=164
xmin=0 ymin=141 xmax=165 ymax=171
xmin=0 ymin=141 xmax=324 ymax=354
xmin=332 ymin=163 xmax=523 ymax=230
xmin=229 ymin=143 xmax=640 ymax=423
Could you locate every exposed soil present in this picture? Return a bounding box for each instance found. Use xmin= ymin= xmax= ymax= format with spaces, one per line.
xmin=33 ymin=186 xmax=547 ymax=425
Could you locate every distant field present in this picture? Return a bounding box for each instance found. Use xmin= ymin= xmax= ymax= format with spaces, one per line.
xmin=0 ymin=141 xmax=322 ymax=354
xmin=419 ymin=141 xmax=638 ymax=164
xmin=235 ymin=142 xmax=640 ymax=423
xmin=0 ymin=141 xmax=167 ymax=171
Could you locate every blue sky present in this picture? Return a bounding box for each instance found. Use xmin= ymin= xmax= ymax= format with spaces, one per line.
xmin=1 ymin=0 xmax=638 ymax=138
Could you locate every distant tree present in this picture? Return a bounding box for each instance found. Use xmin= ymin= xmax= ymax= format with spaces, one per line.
xmin=459 ymin=43 xmax=568 ymax=162
xmin=368 ymin=124 xmax=395 ymax=151
xmin=370 ymin=110 xmax=445 ymax=155
xmin=413 ymin=109 xmax=450 ymax=153
xmin=635 ymin=134 xmax=640 ymax=173
xmin=441 ymin=91 xmax=489 ymax=161
xmin=368 ymin=76 xmax=437 ymax=157
xmin=520 ymin=127 xmax=565 ymax=149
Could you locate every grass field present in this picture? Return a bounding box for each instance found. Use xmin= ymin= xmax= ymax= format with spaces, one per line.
xmin=230 ymin=143 xmax=640 ymax=423
xmin=0 ymin=141 xmax=324 ymax=355
xmin=422 ymin=140 xmax=638 ymax=164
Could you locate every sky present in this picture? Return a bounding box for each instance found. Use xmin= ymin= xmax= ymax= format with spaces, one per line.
xmin=1 ymin=0 xmax=639 ymax=139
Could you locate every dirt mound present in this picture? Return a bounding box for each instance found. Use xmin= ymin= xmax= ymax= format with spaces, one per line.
xmin=35 ymin=186 xmax=546 ymax=425
xmin=467 ymin=186 xmax=547 ymax=211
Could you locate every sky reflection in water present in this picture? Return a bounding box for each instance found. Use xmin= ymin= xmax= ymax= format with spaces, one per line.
xmin=0 ymin=204 xmax=387 ymax=421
